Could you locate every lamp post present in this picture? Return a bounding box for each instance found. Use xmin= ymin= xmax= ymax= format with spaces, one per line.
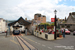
xmin=54 ymin=10 xmax=57 ymax=40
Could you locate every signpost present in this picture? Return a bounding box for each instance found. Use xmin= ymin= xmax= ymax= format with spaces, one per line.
xmin=51 ymin=18 xmax=55 ymax=22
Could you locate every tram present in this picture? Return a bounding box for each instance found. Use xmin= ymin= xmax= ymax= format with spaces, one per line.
xmin=13 ymin=25 xmax=22 ymax=35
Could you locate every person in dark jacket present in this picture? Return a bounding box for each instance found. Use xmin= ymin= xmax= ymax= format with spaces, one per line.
xmin=62 ymin=28 xmax=65 ymax=38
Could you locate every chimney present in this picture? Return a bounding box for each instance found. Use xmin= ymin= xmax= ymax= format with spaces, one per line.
xmin=25 ymin=18 xmax=27 ymax=20
xmin=65 ymin=17 xmax=66 ymax=21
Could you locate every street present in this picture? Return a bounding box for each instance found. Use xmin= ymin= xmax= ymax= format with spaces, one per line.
xmin=0 ymin=33 xmax=75 ymax=50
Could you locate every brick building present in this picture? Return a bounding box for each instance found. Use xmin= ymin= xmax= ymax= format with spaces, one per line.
xmin=34 ymin=13 xmax=46 ymax=23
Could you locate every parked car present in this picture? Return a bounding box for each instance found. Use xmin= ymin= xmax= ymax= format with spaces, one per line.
xmin=65 ymin=29 xmax=70 ymax=35
xmin=5 ymin=31 xmax=7 ymax=33
xmin=73 ymin=31 xmax=75 ymax=35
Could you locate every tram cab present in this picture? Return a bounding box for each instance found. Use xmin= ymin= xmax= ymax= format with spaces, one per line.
xmin=13 ymin=25 xmax=22 ymax=35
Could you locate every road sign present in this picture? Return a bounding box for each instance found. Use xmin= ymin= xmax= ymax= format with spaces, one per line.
xmin=51 ymin=18 xmax=55 ymax=22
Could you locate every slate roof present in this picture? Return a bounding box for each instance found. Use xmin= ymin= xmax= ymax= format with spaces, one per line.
xmin=8 ymin=17 xmax=31 ymax=26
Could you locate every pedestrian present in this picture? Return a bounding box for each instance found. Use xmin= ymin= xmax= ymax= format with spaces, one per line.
xmin=6 ymin=30 xmax=8 ymax=37
xmin=25 ymin=27 xmax=27 ymax=35
xmin=42 ymin=28 xmax=45 ymax=32
xmin=48 ymin=29 xmax=52 ymax=34
xmin=60 ymin=28 xmax=62 ymax=34
xmin=62 ymin=28 xmax=65 ymax=38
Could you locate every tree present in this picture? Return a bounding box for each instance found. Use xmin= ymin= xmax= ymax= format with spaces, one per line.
xmin=50 ymin=22 xmax=54 ymax=26
xmin=39 ymin=23 xmax=50 ymax=26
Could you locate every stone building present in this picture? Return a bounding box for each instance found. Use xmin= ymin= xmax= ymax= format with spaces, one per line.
xmin=60 ymin=12 xmax=75 ymax=31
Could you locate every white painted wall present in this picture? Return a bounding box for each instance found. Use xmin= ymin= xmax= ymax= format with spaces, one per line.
xmin=10 ymin=22 xmax=25 ymax=31
xmin=0 ymin=19 xmax=7 ymax=32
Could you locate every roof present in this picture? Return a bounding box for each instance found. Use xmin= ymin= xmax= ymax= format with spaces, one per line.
xmin=8 ymin=17 xmax=31 ymax=26
xmin=60 ymin=23 xmax=75 ymax=26
xmin=0 ymin=18 xmax=5 ymax=21
xmin=34 ymin=13 xmax=46 ymax=17
xmin=60 ymin=23 xmax=75 ymax=24
xmin=0 ymin=18 xmax=3 ymax=20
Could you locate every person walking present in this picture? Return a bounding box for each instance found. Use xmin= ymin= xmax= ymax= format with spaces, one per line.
xmin=48 ymin=29 xmax=52 ymax=34
xmin=62 ymin=28 xmax=65 ymax=38
xmin=6 ymin=30 xmax=8 ymax=37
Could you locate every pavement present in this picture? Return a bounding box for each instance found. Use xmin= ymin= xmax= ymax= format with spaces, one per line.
xmin=0 ymin=33 xmax=75 ymax=50
xmin=0 ymin=33 xmax=22 ymax=50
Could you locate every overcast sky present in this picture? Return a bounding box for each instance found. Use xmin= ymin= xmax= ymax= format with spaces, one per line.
xmin=0 ymin=0 xmax=75 ymax=21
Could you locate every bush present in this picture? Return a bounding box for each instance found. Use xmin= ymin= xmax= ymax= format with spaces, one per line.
xmin=39 ymin=22 xmax=54 ymax=26
xmin=39 ymin=23 xmax=50 ymax=26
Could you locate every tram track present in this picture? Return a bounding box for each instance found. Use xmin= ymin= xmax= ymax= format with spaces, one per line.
xmin=16 ymin=36 xmax=37 ymax=50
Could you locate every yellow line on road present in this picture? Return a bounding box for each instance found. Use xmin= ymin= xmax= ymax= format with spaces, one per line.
xmin=16 ymin=36 xmax=29 ymax=50
xmin=13 ymin=36 xmax=14 ymax=40
xmin=24 ymin=37 xmax=35 ymax=42
xmin=10 ymin=39 xmax=20 ymax=45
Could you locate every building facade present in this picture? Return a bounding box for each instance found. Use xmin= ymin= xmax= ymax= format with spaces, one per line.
xmin=60 ymin=12 xmax=75 ymax=31
xmin=8 ymin=17 xmax=35 ymax=35
xmin=34 ymin=13 xmax=46 ymax=23
xmin=0 ymin=18 xmax=7 ymax=32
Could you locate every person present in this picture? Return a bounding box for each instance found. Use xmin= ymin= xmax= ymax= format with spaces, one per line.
xmin=42 ymin=28 xmax=45 ymax=32
xmin=60 ymin=28 xmax=62 ymax=34
xmin=48 ymin=29 xmax=52 ymax=34
xmin=25 ymin=27 xmax=27 ymax=35
xmin=6 ymin=30 xmax=8 ymax=37
xmin=62 ymin=28 xmax=65 ymax=38
xmin=52 ymin=29 xmax=54 ymax=34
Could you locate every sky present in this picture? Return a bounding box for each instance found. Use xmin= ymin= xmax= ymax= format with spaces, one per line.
xmin=0 ymin=0 xmax=75 ymax=22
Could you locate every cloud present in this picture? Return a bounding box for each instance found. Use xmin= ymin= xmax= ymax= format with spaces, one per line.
xmin=0 ymin=0 xmax=75 ymax=22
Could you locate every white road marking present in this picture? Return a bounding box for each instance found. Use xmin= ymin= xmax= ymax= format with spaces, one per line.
xmin=24 ymin=37 xmax=53 ymax=49
xmin=48 ymin=47 xmax=52 ymax=49
xmin=35 ymin=42 xmax=37 ymax=43
xmin=42 ymin=44 xmax=46 ymax=47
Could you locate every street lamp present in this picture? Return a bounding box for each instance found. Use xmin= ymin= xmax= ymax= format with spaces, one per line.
xmin=54 ymin=10 xmax=57 ymax=40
